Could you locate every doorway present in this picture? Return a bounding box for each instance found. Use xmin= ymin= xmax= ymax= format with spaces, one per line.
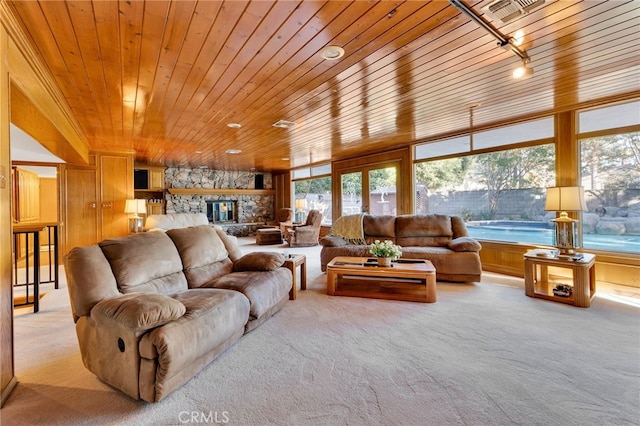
xmin=332 ymin=147 xmax=411 ymax=221
xmin=340 ymin=163 xmax=400 ymax=216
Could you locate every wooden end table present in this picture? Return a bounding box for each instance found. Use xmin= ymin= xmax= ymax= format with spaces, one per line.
xmin=326 ymin=256 xmax=436 ymax=303
xmin=524 ymin=250 xmax=596 ymax=308
xmin=283 ymin=254 xmax=306 ymax=300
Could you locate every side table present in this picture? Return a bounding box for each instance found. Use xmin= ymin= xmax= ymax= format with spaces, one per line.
xmin=283 ymin=254 xmax=306 ymax=300
xmin=524 ymin=250 xmax=596 ymax=308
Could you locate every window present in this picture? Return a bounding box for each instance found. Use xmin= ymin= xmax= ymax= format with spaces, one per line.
xmin=414 ymin=117 xmax=553 ymax=160
xmin=578 ymin=101 xmax=640 ymax=254
xmin=292 ymin=164 xmax=332 ymax=224
xmin=415 ymin=145 xmax=556 ymax=244
xmin=414 ymin=117 xmax=556 ymax=245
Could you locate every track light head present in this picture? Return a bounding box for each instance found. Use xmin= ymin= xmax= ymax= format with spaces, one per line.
xmin=513 ymin=60 xmax=534 ymax=79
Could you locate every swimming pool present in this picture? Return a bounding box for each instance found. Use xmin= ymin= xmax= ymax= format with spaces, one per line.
xmin=467 ymin=221 xmax=640 ymax=254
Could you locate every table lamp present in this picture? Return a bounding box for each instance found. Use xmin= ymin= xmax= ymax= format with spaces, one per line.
xmin=295 ymin=198 xmax=307 ymax=223
xmin=544 ymin=186 xmax=588 ymax=255
xmin=125 ymin=199 xmax=147 ymax=233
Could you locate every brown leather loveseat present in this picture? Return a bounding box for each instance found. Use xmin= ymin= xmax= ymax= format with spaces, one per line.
xmin=320 ymin=214 xmax=482 ymax=282
xmin=64 ymin=225 xmax=292 ymax=402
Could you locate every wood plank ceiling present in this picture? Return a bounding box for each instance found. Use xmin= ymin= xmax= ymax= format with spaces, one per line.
xmin=6 ymin=0 xmax=640 ymax=172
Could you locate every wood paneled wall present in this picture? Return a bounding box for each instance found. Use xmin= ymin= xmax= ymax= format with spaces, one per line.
xmin=273 ymin=171 xmax=292 ymax=210
xmin=0 ymin=1 xmax=92 ymax=405
xmin=0 ymin=19 xmax=16 ymax=407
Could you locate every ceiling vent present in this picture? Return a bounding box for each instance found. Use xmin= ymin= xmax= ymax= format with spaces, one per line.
xmin=481 ymin=0 xmax=546 ymax=24
xmin=272 ymin=120 xmax=295 ymax=129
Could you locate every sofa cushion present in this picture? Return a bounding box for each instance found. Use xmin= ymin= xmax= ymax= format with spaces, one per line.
xmin=167 ymin=225 xmax=228 ymax=266
xmin=319 ymin=235 xmax=348 ymax=247
xmin=448 ymin=237 xmax=482 ymax=252
xmin=99 ymin=232 xmax=188 ymax=295
xmin=92 ymin=293 xmax=186 ymax=332
xmin=206 ymin=269 xmax=292 ymax=322
xmin=400 ymin=246 xmax=482 ymax=279
xmin=138 ymin=288 xmax=249 ymax=394
xmin=166 ymin=225 xmax=233 ymax=288
xmin=215 ymin=228 xmax=243 ymax=261
xmin=395 ymin=214 xmax=453 ymax=247
xmin=363 ymin=215 xmax=396 ymax=244
xmin=233 ymin=252 xmax=285 ymax=272
xmin=451 ymin=216 xmax=470 ymax=238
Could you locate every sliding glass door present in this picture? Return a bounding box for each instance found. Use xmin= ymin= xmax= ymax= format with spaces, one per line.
xmin=339 ymin=163 xmax=400 ymax=216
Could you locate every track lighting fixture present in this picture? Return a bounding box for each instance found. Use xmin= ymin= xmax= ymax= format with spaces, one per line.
xmin=512 ymin=59 xmax=534 ymax=79
xmin=448 ymin=0 xmax=533 ymax=78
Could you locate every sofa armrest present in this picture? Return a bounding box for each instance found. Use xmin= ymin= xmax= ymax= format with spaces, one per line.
xmin=92 ymin=293 xmax=186 ymax=332
xmin=233 ymin=252 xmax=285 ymax=271
xmin=448 ymin=237 xmax=482 ymax=252
xmin=319 ymin=235 xmax=348 ymax=247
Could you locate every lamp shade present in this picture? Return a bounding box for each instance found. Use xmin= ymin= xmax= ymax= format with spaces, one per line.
xmin=295 ymin=199 xmax=307 ymax=210
xmin=124 ymin=199 xmax=147 ymax=216
xmin=544 ymin=186 xmax=587 ymax=212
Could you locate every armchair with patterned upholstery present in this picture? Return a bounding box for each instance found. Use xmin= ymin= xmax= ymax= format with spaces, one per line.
xmin=285 ymin=210 xmax=323 ymax=247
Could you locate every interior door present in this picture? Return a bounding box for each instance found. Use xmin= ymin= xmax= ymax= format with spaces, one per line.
xmin=339 ymin=162 xmax=400 ymax=216
xmin=64 ymin=168 xmax=99 ymax=251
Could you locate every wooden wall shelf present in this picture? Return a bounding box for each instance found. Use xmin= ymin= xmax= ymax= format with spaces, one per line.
xmin=167 ymin=188 xmax=275 ymax=196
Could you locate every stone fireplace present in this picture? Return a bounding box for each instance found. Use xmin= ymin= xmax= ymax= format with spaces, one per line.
xmin=164 ymin=168 xmax=274 ymax=236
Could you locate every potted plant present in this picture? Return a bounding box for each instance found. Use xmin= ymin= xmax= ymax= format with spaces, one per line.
xmin=369 ymin=240 xmax=402 ymax=267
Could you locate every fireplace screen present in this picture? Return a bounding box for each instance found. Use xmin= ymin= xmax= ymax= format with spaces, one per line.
xmin=206 ymin=200 xmax=236 ymax=223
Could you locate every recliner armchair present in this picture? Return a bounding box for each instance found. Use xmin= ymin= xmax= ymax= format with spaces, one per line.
xmin=267 ymin=208 xmax=294 ymax=234
xmin=285 ymin=210 xmax=323 ymax=247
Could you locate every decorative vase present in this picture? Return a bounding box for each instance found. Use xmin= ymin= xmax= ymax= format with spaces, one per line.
xmin=377 ymin=257 xmax=392 ymax=267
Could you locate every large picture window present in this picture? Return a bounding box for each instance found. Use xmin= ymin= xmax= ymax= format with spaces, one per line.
xmin=415 ymin=145 xmax=556 ymax=245
xmin=414 ymin=117 xmax=556 ymax=245
xmin=579 ymin=131 xmax=640 ymax=254
xmin=577 ymin=100 xmax=640 ymax=255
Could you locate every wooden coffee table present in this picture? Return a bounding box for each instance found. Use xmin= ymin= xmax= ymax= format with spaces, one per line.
xmin=326 ymin=256 xmax=436 ymax=303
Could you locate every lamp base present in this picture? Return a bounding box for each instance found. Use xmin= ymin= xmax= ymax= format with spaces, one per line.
xmin=129 ymin=217 xmax=144 ymax=234
xmin=552 ymin=217 xmax=579 ymax=256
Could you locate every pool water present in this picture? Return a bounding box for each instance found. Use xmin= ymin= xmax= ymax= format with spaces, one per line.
xmin=467 ymin=224 xmax=640 ymax=254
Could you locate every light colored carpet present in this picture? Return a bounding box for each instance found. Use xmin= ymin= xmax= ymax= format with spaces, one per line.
xmin=3 ymin=239 xmax=639 ymax=425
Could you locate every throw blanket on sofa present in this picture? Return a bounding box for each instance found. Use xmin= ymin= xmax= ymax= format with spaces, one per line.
xmin=330 ymin=214 xmax=366 ymax=245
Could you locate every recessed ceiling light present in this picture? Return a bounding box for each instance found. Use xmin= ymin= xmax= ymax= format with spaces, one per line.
xmin=195 ymin=150 xmax=202 ymax=154
xmin=319 ymin=46 xmax=345 ymax=60
xmin=272 ymin=120 xmax=295 ymax=129
xmin=227 ymin=123 xmax=242 ymax=128
xmin=225 ymin=149 xmax=242 ymax=154
xmin=281 ymin=157 xmax=290 ymax=161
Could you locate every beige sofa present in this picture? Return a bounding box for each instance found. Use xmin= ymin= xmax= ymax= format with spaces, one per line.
xmin=144 ymin=212 xmax=210 ymax=232
xmin=64 ymin=225 xmax=292 ymax=402
xmin=320 ymin=214 xmax=482 ymax=282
